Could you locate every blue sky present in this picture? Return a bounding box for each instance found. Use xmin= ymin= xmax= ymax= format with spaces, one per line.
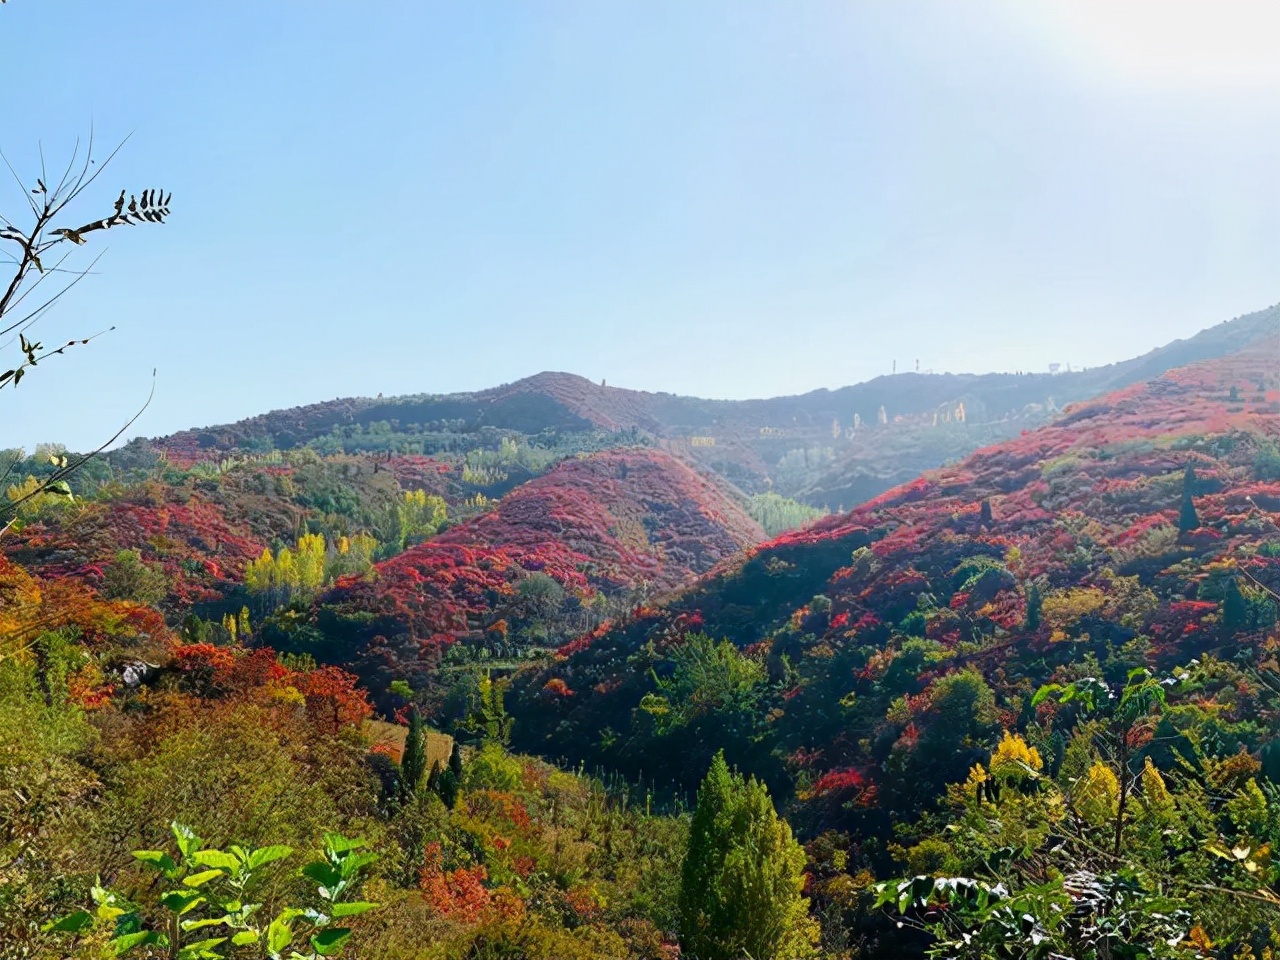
xmin=2 ymin=1 xmax=1277 ymax=450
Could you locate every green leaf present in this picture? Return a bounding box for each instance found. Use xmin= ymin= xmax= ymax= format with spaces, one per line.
xmin=329 ymin=901 xmax=377 ymax=918
xmin=311 ymin=928 xmax=352 ymax=956
xmin=323 ymin=833 xmax=366 ymax=855
xmin=302 ymin=862 xmax=341 ymax=889
xmin=183 ymin=869 xmax=225 ymax=888
xmin=160 ymin=890 xmax=205 ymax=915
xmin=194 ymin=850 xmax=240 ymax=871
xmin=231 ymin=930 xmax=260 ymax=946
xmin=176 ymin=938 xmax=227 ymax=960
xmin=42 ymin=910 xmax=93 ymax=933
xmin=181 ymin=917 xmax=230 ymax=932
xmin=247 ymin=845 xmax=293 ymax=870
xmin=1029 ymin=684 xmax=1062 ymax=708
xmin=112 ymin=930 xmax=163 ymax=955
xmin=133 ymin=850 xmax=179 ymax=876
xmin=338 ymin=850 xmax=378 ymax=879
xmin=171 ymin=822 xmax=203 ymax=860
xmin=267 ymin=913 xmax=295 ymax=956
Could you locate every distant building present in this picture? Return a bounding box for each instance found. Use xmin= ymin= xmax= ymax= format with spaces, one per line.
xmin=1048 ymin=363 xmax=1061 ymax=375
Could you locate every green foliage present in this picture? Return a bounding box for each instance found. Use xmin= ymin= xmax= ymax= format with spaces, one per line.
xmin=399 ymin=707 xmax=427 ymax=803
xmin=1179 ymin=464 xmax=1200 ymax=533
xmin=679 ymin=752 xmax=817 ymax=960
xmin=644 ymin=634 xmax=766 ymax=735
xmin=747 ymin=492 xmax=827 ymax=537
xmin=102 ymin=548 xmax=171 ymax=606
xmin=47 ymin=822 xmax=377 ymax=959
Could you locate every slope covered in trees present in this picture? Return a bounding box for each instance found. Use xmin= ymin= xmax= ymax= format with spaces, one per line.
xmin=507 ymin=332 xmax=1280 ymax=954
xmin=290 ymin=449 xmax=766 ymax=711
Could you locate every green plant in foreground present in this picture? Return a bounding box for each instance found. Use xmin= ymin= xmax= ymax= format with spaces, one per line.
xmin=45 ymin=822 xmax=377 ymax=959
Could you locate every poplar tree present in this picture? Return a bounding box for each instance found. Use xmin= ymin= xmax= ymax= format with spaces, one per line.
xmin=399 ymin=706 xmax=427 ymax=802
xmin=679 ymin=752 xmax=816 ymax=960
xmin=1179 ymin=464 xmax=1200 ymax=532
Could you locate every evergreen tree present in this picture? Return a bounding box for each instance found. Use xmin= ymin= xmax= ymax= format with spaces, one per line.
xmin=448 ymin=741 xmax=464 ymax=781
xmin=679 ymin=752 xmax=816 ymax=960
xmin=979 ymin=499 xmax=993 ymax=529
xmin=1179 ymin=464 xmax=1200 ymax=532
xmin=1221 ymin=576 xmax=1247 ymax=637
xmin=399 ymin=706 xmax=427 ymax=802
xmin=1025 ymin=583 xmax=1042 ymax=631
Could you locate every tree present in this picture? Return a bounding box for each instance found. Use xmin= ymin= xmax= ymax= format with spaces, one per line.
xmin=1024 ymin=582 xmax=1042 ymax=631
xmin=400 ymin=706 xmax=427 ymax=802
xmin=0 ymin=124 xmax=170 ymax=534
xmin=100 ymin=548 xmax=169 ymax=606
xmin=1179 ymin=464 xmax=1200 ymax=533
xmin=679 ymin=751 xmax=817 ymax=960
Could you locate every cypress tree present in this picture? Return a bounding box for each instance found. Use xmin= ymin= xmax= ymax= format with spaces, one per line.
xmin=448 ymin=741 xmax=464 ymax=781
xmin=979 ymin=499 xmax=993 ymax=529
xmin=399 ymin=706 xmax=426 ymax=802
xmin=1025 ymin=583 xmax=1042 ymax=631
xmin=1179 ymin=465 xmax=1200 ymax=533
xmin=1221 ymin=577 xmax=1247 ymax=637
xmin=679 ymin=751 xmax=816 ymax=960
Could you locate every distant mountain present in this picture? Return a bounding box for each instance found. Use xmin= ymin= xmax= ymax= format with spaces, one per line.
xmin=142 ymin=304 xmax=1279 ymax=509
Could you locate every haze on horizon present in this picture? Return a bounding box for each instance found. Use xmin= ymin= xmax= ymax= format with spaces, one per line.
xmin=1 ymin=0 xmax=1277 ymax=451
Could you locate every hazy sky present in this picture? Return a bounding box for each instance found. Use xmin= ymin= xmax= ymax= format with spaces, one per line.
xmin=2 ymin=1 xmax=1277 ymax=450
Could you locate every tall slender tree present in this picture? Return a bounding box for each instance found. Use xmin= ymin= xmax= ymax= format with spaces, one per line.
xmin=1179 ymin=464 xmax=1200 ymax=533
xmin=399 ymin=706 xmax=427 ymax=802
xmin=679 ymin=751 xmax=816 ymax=960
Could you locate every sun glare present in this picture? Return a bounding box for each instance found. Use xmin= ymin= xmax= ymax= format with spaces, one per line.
xmin=1031 ymin=0 xmax=1280 ymax=90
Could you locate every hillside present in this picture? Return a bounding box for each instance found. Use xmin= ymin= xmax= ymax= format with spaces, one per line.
xmin=508 ymin=330 xmax=1280 ymax=862
xmin=272 ymin=448 xmax=766 ymax=709
xmin=140 ymin=305 xmax=1280 ymax=507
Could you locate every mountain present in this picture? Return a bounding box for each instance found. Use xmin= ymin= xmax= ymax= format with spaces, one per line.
xmin=266 ymin=448 xmax=765 ymax=709
xmin=507 ymin=325 xmax=1280 ymax=817
xmin=140 ymin=304 xmax=1280 ymax=507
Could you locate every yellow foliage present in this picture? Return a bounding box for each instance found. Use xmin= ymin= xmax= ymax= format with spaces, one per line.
xmin=1141 ymin=757 xmax=1173 ymax=814
xmin=989 ymin=731 xmax=1043 ymax=779
xmin=1075 ymin=761 xmax=1120 ymax=826
xmin=1041 ymin=587 xmax=1107 ymax=629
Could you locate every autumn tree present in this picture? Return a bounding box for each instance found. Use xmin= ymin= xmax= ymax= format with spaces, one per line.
xmin=679 ymin=751 xmax=816 ymax=960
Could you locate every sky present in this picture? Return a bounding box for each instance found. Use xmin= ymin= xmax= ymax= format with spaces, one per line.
xmin=1 ymin=0 xmax=1277 ymax=451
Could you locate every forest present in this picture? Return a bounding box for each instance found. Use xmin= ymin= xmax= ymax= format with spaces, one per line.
xmin=3 ymin=5 xmax=1280 ymax=954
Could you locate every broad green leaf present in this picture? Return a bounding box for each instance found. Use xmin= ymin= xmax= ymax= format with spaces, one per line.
xmin=112 ymin=930 xmax=163 ymax=955
xmin=42 ymin=910 xmax=93 ymax=933
xmin=181 ymin=917 xmax=230 ymax=932
xmin=231 ymin=930 xmax=260 ymax=946
xmin=184 ymin=869 xmax=226 ymax=888
xmin=311 ymin=928 xmax=352 ymax=956
xmin=133 ymin=850 xmax=179 ymax=876
xmin=329 ymin=901 xmax=377 ymax=918
xmin=302 ymin=862 xmax=341 ymax=888
xmin=177 ymin=938 xmax=227 ymax=960
xmin=248 ymin=845 xmax=293 ymax=871
xmin=338 ymin=850 xmax=378 ymax=879
xmin=160 ymin=890 xmax=205 ymax=915
xmin=194 ymin=850 xmax=240 ymax=871
xmin=323 ymin=833 xmax=366 ymax=855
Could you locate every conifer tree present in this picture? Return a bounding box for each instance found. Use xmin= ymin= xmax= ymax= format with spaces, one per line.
xmin=399 ymin=706 xmax=427 ymax=802
xmin=1221 ymin=576 xmax=1247 ymax=637
xmin=679 ymin=752 xmax=816 ymax=960
xmin=1179 ymin=464 xmax=1200 ymax=532
xmin=1025 ymin=583 xmax=1042 ymax=631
